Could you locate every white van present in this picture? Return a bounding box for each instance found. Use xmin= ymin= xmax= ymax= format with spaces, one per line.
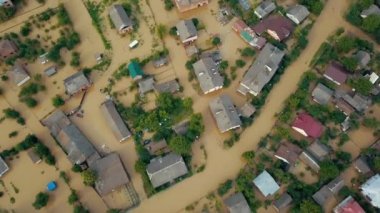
xmin=129 ymin=40 xmax=139 ymax=49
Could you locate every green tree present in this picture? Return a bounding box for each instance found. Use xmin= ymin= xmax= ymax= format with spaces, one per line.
xmin=33 ymin=192 xmax=49 ymax=209
xmin=335 ymin=36 xmax=356 ymax=53
xmin=319 ymin=160 xmax=339 ymax=183
xmin=240 ymin=47 xmax=255 ymax=57
xmin=164 ymin=0 xmax=174 ymax=10
xmin=72 ymin=164 xmax=82 ymax=173
xmin=219 ymin=60 xmax=229 ymax=71
xmin=362 ymin=14 xmax=380 ymax=33
xmin=168 ymin=136 xmax=191 ymax=155
xmin=52 ymin=95 xmax=65 ymax=107
xmin=68 ymin=190 xmax=79 ymax=205
xmin=22 ymin=97 xmax=38 ymax=108
xmin=3 ymin=108 xmax=20 ymax=119
xmin=340 ymin=56 xmax=358 ymax=72
xmin=73 ymin=204 xmax=89 ymax=213
xmin=242 ymin=151 xmax=255 ymax=162
xmin=70 ymin=52 xmax=80 ymax=67
xmin=235 ymin=59 xmax=246 ymax=68
xmin=156 ymin=24 xmax=167 ymax=40
xmin=81 ymin=170 xmax=97 ymax=186
xmin=211 ymin=36 xmax=221 ymax=46
xmin=362 ymin=117 xmax=380 ymax=129
xmin=299 ymin=200 xmax=322 ymax=213
xmin=186 ymin=113 xmax=204 ymax=141
xmin=348 ymin=77 xmax=373 ymax=95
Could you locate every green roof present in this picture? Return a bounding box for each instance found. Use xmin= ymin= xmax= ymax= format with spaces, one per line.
xmin=240 ymin=31 xmax=253 ymax=43
xmin=128 ymin=61 xmax=144 ymax=79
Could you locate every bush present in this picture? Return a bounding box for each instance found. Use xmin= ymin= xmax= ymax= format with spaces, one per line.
xmin=73 ymin=204 xmax=89 ymax=213
xmin=211 ymin=36 xmax=221 ymax=46
xmin=3 ymin=108 xmax=20 ymax=119
xmin=241 ymin=47 xmax=255 ymax=57
xmin=33 ymin=192 xmax=49 ymax=209
xmin=70 ymin=52 xmax=80 ymax=67
xmin=20 ymin=23 xmax=32 ymax=36
xmin=68 ymin=190 xmax=79 ymax=205
xmin=235 ymin=59 xmax=246 ymax=68
xmin=57 ymin=4 xmax=71 ymax=25
xmin=164 ymin=0 xmax=174 ymax=11
xmin=348 ymin=77 xmax=373 ymax=95
xmin=72 ymin=164 xmax=82 ymax=173
xmin=8 ymin=131 xmax=18 ymax=138
xmin=52 ymin=95 xmax=65 ymax=107
xmin=81 ymin=170 xmax=97 ymax=186
xmin=168 ymin=136 xmax=191 ymax=155
xmin=22 ymin=97 xmax=38 ymax=108
xmin=217 ymin=179 xmax=233 ymax=196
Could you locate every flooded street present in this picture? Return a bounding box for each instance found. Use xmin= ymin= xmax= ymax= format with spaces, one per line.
xmin=1 ymin=0 xmax=379 ymax=212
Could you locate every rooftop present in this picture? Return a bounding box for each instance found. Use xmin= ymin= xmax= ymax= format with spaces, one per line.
xmin=353 ymin=157 xmax=372 ymax=175
xmin=63 ymin=71 xmax=91 ymax=95
xmin=0 ymin=157 xmax=9 ymax=177
xmin=292 ymin=113 xmax=324 ymax=138
xmin=323 ymin=62 xmax=348 ymax=85
xmin=109 ymin=4 xmax=133 ymax=32
xmin=286 ymin=4 xmax=310 ymax=24
xmin=100 ymin=99 xmax=131 ymax=142
xmin=273 ymin=193 xmax=292 ymax=212
xmin=192 ymin=57 xmax=224 ymax=94
xmin=10 ymin=61 xmax=30 ymax=86
xmin=307 ymin=140 xmax=331 ymax=162
xmin=274 ymin=141 xmax=302 ymax=165
xmin=154 ymin=80 xmax=180 ymax=94
xmin=312 ymin=83 xmax=333 ymax=105
xmin=176 ymin=19 xmax=197 ymax=43
xmin=354 ymin=50 xmax=371 ymax=68
xmin=128 ymin=61 xmax=144 ymax=80
xmin=138 ymin=77 xmax=155 ymax=95
xmin=209 ymin=95 xmax=242 ymax=133
xmin=252 ymin=15 xmax=295 ymax=41
xmin=224 ymin=192 xmax=251 ymax=213
xmin=146 ymin=153 xmax=188 ymax=188
xmin=334 ymin=196 xmax=365 ymax=213
xmin=253 ymin=170 xmax=280 ymax=197
xmin=238 ymin=102 xmax=256 ymax=118
xmin=254 ymin=0 xmax=276 ymax=18
xmin=360 ymin=174 xmax=380 ymax=208
xmin=361 ymin=4 xmax=380 ymax=18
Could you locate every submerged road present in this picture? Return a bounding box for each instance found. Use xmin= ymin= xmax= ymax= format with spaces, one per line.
xmin=132 ymin=0 xmax=351 ymax=212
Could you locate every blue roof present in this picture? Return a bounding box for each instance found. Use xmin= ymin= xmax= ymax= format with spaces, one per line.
xmin=47 ymin=181 xmax=57 ymax=191
xmin=253 ymin=170 xmax=280 ymax=197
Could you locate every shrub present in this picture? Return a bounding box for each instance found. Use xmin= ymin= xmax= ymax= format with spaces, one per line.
xmin=33 ymin=192 xmax=49 ymax=209
xmin=68 ymin=190 xmax=79 ymax=205
xmin=70 ymin=52 xmax=80 ymax=67
xmin=241 ymin=47 xmax=255 ymax=57
xmin=52 ymin=95 xmax=65 ymax=107
xmin=9 ymin=131 xmax=18 ymax=138
xmin=72 ymin=164 xmax=82 ymax=173
xmin=164 ymin=0 xmax=174 ymax=11
xmin=3 ymin=108 xmax=20 ymax=119
xmin=22 ymin=97 xmax=38 ymax=108
xmin=235 ymin=59 xmax=246 ymax=68
xmin=211 ymin=36 xmax=221 ymax=46
xmin=81 ymin=170 xmax=97 ymax=186
xmin=57 ymin=4 xmax=71 ymax=25
xmin=217 ymin=179 xmax=233 ymax=196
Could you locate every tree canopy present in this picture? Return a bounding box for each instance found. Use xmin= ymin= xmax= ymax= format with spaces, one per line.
xmin=33 ymin=192 xmax=49 ymax=209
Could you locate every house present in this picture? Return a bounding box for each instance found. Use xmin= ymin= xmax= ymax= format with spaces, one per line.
xmin=292 ymin=113 xmax=324 ymax=138
xmin=0 ymin=0 xmax=13 ymax=7
xmin=109 ymin=4 xmax=133 ymax=33
xmin=353 ymin=157 xmax=372 ymax=175
xmin=209 ymin=95 xmax=242 ymax=133
xmin=307 ymin=140 xmax=330 ymax=161
xmin=360 ymin=174 xmax=380 ymax=208
xmin=100 ymin=99 xmax=131 ymax=143
xmin=174 ymin=0 xmax=209 ymax=13
xmin=0 ymin=39 xmax=18 ymax=60
xmin=128 ymin=61 xmax=144 ymax=81
xmin=144 ymin=139 xmax=170 ymax=155
xmin=254 ymin=0 xmax=276 ymax=19
xmin=64 ymin=71 xmax=91 ymax=96
xmin=27 ymin=149 xmax=42 ymax=164
xmin=152 ymin=56 xmax=169 ymax=68
xmin=299 ymin=151 xmax=320 ymax=172
xmin=238 ymin=43 xmax=285 ymax=96
xmin=0 ymin=157 xmax=9 ymax=177
xmin=313 ymin=176 xmax=345 ymax=208
xmin=90 ymin=153 xmax=130 ymax=197
xmin=274 ymin=141 xmax=302 ymax=166
xmin=42 ymin=110 xmax=99 ymax=165
xmin=185 ymin=45 xmax=199 ymax=57
xmin=273 ymin=193 xmax=292 ymax=212
xmin=224 ymin=192 xmax=251 ymax=213
xmin=172 ymin=120 xmax=190 ymax=135
xmin=312 ymin=83 xmax=333 ymax=105
xmin=334 ymin=196 xmax=365 ymax=213
xmin=323 ymin=62 xmax=348 ymax=85
xmin=360 ymin=4 xmax=380 ymax=18
xmin=252 ymin=15 xmax=295 ymax=41
xmin=253 ymin=170 xmax=280 ymax=197
xmin=44 ymin=66 xmax=57 ymax=77
xmin=238 ymin=102 xmax=256 ymax=118
xmin=176 ymin=19 xmax=198 ymax=44
xmin=341 ymin=93 xmax=371 ymax=112
xmin=286 ymin=4 xmax=310 ymax=25
xmin=154 ymin=80 xmax=180 ymax=94
xmin=232 ymin=19 xmax=266 ymax=49
xmin=335 ymin=99 xmax=355 ymax=115
xmin=238 ymin=0 xmax=251 ymax=11
xmin=138 ymin=77 xmax=155 ymax=95
xmin=192 ymin=57 xmax=224 ymax=94
xmin=201 ymin=51 xmax=222 ymax=64
xmin=354 ymin=50 xmax=371 ymax=68
xmin=146 ymin=153 xmax=189 ymax=188
xmin=9 ymin=61 xmax=30 ymax=86
xmin=367 ymin=72 xmax=379 ymax=84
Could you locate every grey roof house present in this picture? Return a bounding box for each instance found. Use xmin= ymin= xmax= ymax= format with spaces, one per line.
xmin=172 ymin=120 xmax=190 ymax=135
xmin=254 ymin=0 xmax=276 ymax=19
xmin=42 ymin=110 xmax=99 ymax=165
xmin=312 ymin=83 xmax=333 ymax=105
xmin=0 ymin=157 xmax=9 ymax=177
xmin=64 ymin=71 xmax=92 ymax=96
xmin=360 ymin=4 xmax=380 ymax=18
xmin=154 ymin=79 xmax=180 ymax=94
xmin=176 ymin=19 xmax=198 ymax=44
xmin=354 ymin=50 xmax=371 ymax=68
xmin=10 ymin=61 xmax=30 ymax=86
xmin=273 ymin=193 xmax=292 ymax=212
xmin=44 ymin=66 xmax=57 ymax=77
xmin=90 ymin=153 xmax=130 ymax=197
xmin=138 ymin=77 xmax=155 ymax=95
xmin=100 ymin=99 xmax=131 ymax=143
xmin=238 ymin=43 xmax=285 ymax=96
xmin=353 ymin=157 xmax=372 ymax=175
xmin=238 ymin=102 xmax=256 ymax=118
xmin=224 ymin=192 xmax=251 ymax=213
xmin=313 ymin=176 xmax=345 ymax=208
xmin=192 ymin=57 xmax=224 ymax=94
xmin=109 ymin=4 xmax=133 ymax=34
xmin=360 ymin=174 xmax=380 ymax=208
xmin=342 ymin=93 xmax=371 ymax=112
xmin=253 ymin=170 xmax=280 ymax=197
xmin=209 ymin=95 xmax=242 ymax=133
xmin=286 ymin=4 xmax=310 ymax=24
xmin=307 ymin=140 xmax=331 ymax=162
xmin=146 ymin=153 xmax=188 ymax=188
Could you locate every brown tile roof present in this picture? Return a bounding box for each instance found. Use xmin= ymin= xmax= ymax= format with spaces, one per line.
xmin=274 ymin=142 xmax=302 ymax=165
xmin=252 ymin=15 xmax=294 ymax=41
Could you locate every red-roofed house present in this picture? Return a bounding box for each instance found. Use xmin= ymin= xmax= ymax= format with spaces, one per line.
xmin=292 ymin=113 xmax=323 ymax=138
xmin=323 ymin=62 xmax=348 ymax=85
xmin=252 ymin=15 xmax=295 ymax=41
xmin=333 ymin=196 xmax=365 ymax=213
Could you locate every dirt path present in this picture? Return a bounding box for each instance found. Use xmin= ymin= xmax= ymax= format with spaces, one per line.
xmin=131 ymin=1 xmax=352 ymax=212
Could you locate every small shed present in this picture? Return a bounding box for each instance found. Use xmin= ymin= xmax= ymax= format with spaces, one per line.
xmin=44 ymin=66 xmax=57 ymax=77
xmin=138 ymin=77 xmax=155 ymax=95
xmin=47 ymin=181 xmax=57 ymax=191
xmin=152 ymin=56 xmax=169 ymax=68
xmin=27 ymin=149 xmax=42 ymax=164
xmin=353 ymin=157 xmax=372 ymax=175
xmin=238 ymin=102 xmax=256 ymax=118
xmin=273 ymin=193 xmax=292 ymax=212
xmin=128 ymin=61 xmax=144 ymax=81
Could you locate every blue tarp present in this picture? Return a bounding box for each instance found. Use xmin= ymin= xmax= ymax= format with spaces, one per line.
xmin=47 ymin=181 xmax=57 ymax=191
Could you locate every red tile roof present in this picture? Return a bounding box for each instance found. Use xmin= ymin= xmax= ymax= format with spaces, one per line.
xmin=334 ymin=196 xmax=365 ymax=213
xmin=251 ymin=15 xmax=295 ymax=41
xmin=324 ymin=62 xmax=348 ymax=85
xmin=292 ymin=113 xmax=323 ymax=138
xmin=232 ymin=19 xmax=248 ymax=32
